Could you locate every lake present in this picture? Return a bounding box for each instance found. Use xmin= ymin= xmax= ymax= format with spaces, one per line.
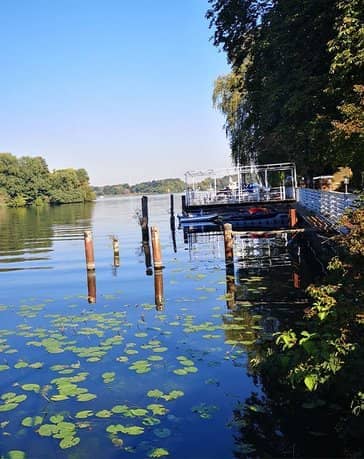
xmin=0 ymin=195 xmax=359 ymax=458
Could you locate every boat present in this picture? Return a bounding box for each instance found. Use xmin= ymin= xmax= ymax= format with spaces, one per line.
xmin=178 ymin=206 xmax=289 ymax=230
xmin=177 ymin=212 xmax=219 ymax=225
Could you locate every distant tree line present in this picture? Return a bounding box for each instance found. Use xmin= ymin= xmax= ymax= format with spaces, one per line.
xmin=207 ymin=0 xmax=363 ymax=186
xmin=0 ymin=153 xmax=95 ymax=207
xmin=93 ymin=176 xmax=238 ymax=196
xmin=93 ymin=178 xmax=186 ymax=196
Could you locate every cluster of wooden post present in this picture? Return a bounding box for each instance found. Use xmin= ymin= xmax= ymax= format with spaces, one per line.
xmin=139 ymin=196 xmax=165 ymax=308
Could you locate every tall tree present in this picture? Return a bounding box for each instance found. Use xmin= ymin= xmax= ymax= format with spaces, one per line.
xmin=208 ymin=0 xmax=363 ymax=181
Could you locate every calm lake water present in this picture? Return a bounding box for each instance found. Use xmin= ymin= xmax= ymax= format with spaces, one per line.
xmin=0 ymin=195 xmax=357 ymax=459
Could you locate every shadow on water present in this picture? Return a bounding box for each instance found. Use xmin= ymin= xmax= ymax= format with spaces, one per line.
xmin=0 ymin=203 xmax=94 ymax=272
xmin=184 ymin=227 xmax=364 ymax=458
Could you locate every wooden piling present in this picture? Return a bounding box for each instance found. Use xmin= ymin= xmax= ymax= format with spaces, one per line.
xmin=141 ymin=196 xmax=149 ymax=243
xmin=87 ymin=271 xmax=96 ymax=304
xmin=154 ymin=268 xmax=164 ymax=310
xmin=112 ymin=236 xmax=120 ymax=267
xmin=151 ymin=226 xmax=163 ymax=269
xmin=170 ymin=194 xmax=176 ymax=232
xmin=84 ymin=230 xmax=95 ymax=271
xmin=289 ymin=208 xmax=298 ymax=228
xmin=223 ymin=223 xmax=234 ymax=263
xmin=170 ymin=194 xmax=174 ymax=215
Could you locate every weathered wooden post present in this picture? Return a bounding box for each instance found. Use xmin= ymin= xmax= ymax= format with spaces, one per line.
xmin=154 ymin=267 xmax=164 ymax=310
xmin=170 ymin=194 xmax=176 ymax=232
xmin=151 ymin=226 xmax=163 ymax=269
xmin=289 ymin=208 xmax=298 ymax=227
xmin=223 ymin=223 xmax=234 ymax=263
xmin=141 ymin=196 xmax=149 ymax=243
xmin=112 ymin=236 xmax=120 ymax=267
xmin=87 ymin=271 xmax=96 ymax=304
xmin=84 ymin=230 xmax=95 ymax=271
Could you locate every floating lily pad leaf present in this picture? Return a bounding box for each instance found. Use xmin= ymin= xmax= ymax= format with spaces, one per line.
xmin=111 ymin=405 xmax=129 ymax=414
xmin=106 ymin=424 xmax=123 ymax=435
xmin=4 ymin=450 xmax=26 ymax=459
xmin=75 ymin=410 xmax=93 ymax=419
xmin=51 ymin=394 xmax=69 ymax=402
xmin=59 ymin=436 xmax=80 ymax=449
xmin=120 ymin=425 xmax=144 ymax=435
xmin=164 ymin=390 xmax=184 ymax=401
xmin=102 ymin=371 xmax=116 ymax=383
xmin=147 ymin=390 xmax=164 ymax=399
xmin=38 ymin=424 xmax=58 ymax=436
xmin=22 ymin=416 xmax=43 ymax=427
xmin=29 ymin=362 xmax=44 ymax=369
xmin=14 ymin=361 xmax=28 ymax=369
xmin=0 ymin=365 xmax=10 ymax=371
xmin=152 ymin=347 xmax=168 ymax=353
xmin=147 ymin=404 xmax=168 ymax=416
xmin=148 ymin=448 xmax=169 ymax=458
xmin=135 ymin=332 xmax=148 ymax=338
xmin=50 ymin=415 xmax=64 ymax=424
xmin=173 ymin=369 xmax=188 ymax=376
xmin=21 ymin=384 xmax=40 ymax=393
xmin=111 ymin=437 xmax=124 ymax=447
xmin=1 ymin=393 xmax=17 ymax=401
xmin=116 ymin=356 xmax=129 ymax=363
xmin=0 ymin=403 xmax=18 ymax=412
xmin=96 ymin=410 xmax=112 ymax=418
xmin=147 ymin=355 xmax=163 ymax=362
xmin=185 ymin=366 xmax=198 ymax=373
xmin=76 ymin=393 xmax=97 ymax=402
xmin=153 ymin=428 xmax=171 ymax=438
xmin=142 ymin=417 xmax=161 ymax=426
xmin=128 ymin=360 xmax=151 ymax=374
xmin=129 ymin=408 xmax=148 ymax=417
xmin=125 ymin=349 xmax=138 ymax=355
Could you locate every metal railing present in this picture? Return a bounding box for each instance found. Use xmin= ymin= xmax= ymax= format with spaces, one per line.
xmin=186 ymin=186 xmax=295 ymax=207
xmin=297 ymin=188 xmax=356 ymax=224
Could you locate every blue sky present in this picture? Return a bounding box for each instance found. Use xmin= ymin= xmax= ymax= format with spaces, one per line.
xmin=0 ymin=1 xmax=232 ymax=185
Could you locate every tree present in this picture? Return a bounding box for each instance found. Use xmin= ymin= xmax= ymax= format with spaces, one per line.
xmin=207 ymin=0 xmax=363 ymax=180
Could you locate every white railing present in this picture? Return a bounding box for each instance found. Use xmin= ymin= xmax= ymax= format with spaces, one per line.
xmin=297 ymin=188 xmax=356 ymax=224
xmin=186 ymin=186 xmax=295 ymax=207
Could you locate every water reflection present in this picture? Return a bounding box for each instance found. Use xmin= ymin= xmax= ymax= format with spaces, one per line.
xmin=154 ymin=267 xmax=164 ymax=310
xmin=0 ymin=203 xmax=94 ymax=272
xmin=86 ymin=270 xmax=97 ymax=304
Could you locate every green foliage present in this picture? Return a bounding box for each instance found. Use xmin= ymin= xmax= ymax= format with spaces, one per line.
xmin=262 ymin=202 xmax=364 ymax=412
xmin=207 ymin=0 xmax=363 ymax=179
xmin=0 ymin=153 xmax=95 ymax=206
xmin=93 ymin=178 xmax=185 ymax=196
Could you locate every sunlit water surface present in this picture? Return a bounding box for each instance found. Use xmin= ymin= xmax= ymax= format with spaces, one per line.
xmin=0 ymin=195 xmax=332 ymax=458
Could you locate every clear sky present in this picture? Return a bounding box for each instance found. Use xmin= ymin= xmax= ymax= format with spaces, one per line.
xmin=0 ymin=0 xmax=232 ymax=186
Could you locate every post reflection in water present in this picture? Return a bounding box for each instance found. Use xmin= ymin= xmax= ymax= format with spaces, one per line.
xmin=142 ymin=241 xmax=153 ymax=276
xmin=86 ymin=270 xmax=96 ymax=304
xmin=154 ymin=267 xmax=164 ymax=311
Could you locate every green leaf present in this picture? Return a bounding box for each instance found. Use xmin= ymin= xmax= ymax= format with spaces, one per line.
xmin=304 ymin=375 xmax=318 ymax=391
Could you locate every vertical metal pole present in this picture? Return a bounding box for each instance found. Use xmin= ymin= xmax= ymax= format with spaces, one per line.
xmin=141 ymin=196 xmax=149 ymax=243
